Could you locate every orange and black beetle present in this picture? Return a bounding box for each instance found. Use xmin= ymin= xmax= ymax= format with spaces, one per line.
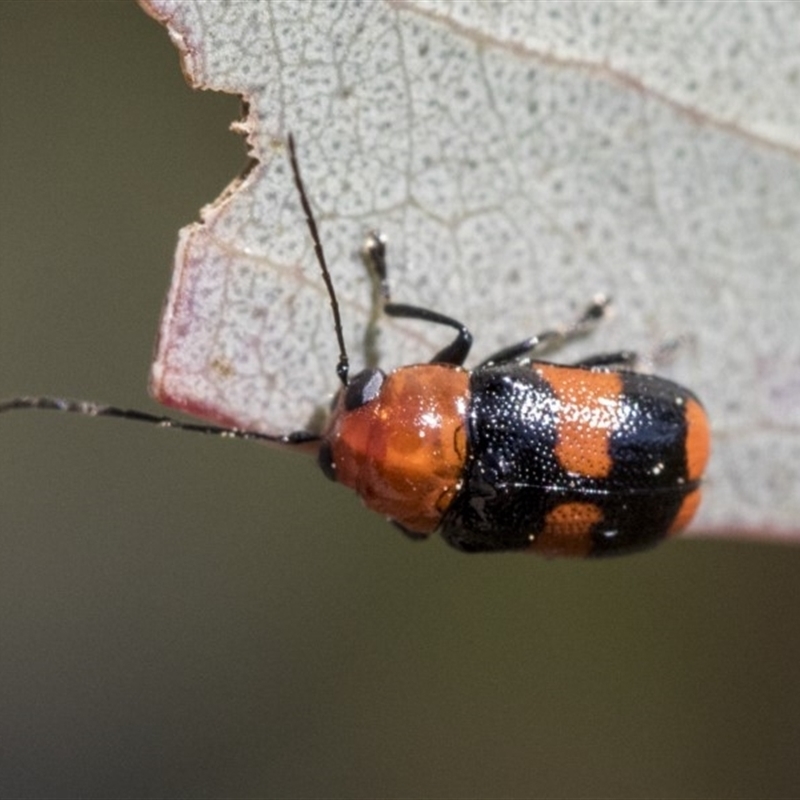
xmin=2 ymin=135 xmax=710 ymax=557
xmin=318 ymin=230 xmax=710 ymax=558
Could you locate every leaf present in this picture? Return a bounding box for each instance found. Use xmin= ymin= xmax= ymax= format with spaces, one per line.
xmin=140 ymin=0 xmax=800 ymax=541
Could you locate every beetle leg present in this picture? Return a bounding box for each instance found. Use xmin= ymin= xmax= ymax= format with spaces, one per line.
xmin=573 ymin=350 xmax=639 ymax=370
xmin=477 ymin=296 xmax=610 ymax=367
xmin=389 ymin=519 xmax=430 ymax=541
xmin=362 ymin=231 xmax=474 ymax=367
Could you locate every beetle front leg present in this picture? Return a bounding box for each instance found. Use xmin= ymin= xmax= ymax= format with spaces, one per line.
xmin=362 ymin=232 xmax=474 ymax=367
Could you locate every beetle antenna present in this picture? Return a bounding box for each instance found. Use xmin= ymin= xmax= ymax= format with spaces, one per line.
xmin=1 ymin=138 xmax=341 ymax=445
xmin=287 ymin=133 xmax=349 ymax=386
xmin=0 ymin=396 xmax=320 ymax=445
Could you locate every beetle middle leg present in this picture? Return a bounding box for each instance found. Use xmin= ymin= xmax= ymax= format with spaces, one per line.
xmin=362 ymin=231 xmax=474 ymax=367
xmin=573 ymin=350 xmax=638 ymax=370
xmin=573 ymin=333 xmax=693 ymax=372
xmin=477 ymin=295 xmax=611 ymax=368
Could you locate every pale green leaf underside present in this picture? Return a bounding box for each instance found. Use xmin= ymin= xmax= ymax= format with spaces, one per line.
xmin=142 ymin=0 xmax=800 ymax=540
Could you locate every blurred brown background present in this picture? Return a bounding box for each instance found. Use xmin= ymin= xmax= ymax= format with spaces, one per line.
xmin=1 ymin=3 xmax=799 ymax=798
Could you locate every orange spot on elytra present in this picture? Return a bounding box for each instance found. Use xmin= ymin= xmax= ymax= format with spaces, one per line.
xmin=536 ymin=364 xmax=622 ymax=479
xmin=530 ymin=502 xmax=603 ymax=557
xmin=684 ymin=398 xmax=711 ymax=481
xmin=668 ymin=489 xmax=703 ymax=535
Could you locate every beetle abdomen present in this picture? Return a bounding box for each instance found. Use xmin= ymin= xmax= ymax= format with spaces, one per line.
xmin=441 ymin=363 xmax=710 ymax=557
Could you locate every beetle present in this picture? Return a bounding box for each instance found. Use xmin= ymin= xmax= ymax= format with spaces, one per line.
xmin=1 ymin=135 xmax=710 ymax=557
